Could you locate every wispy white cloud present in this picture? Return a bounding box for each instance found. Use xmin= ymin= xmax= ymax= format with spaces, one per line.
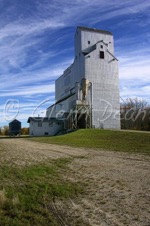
xmin=120 ymin=85 xmax=150 ymax=103
xmin=119 ymin=48 xmax=150 ymax=81
xmin=0 ymin=84 xmax=55 ymax=97
xmin=119 ymin=46 xmax=150 ymax=101
xmin=69 ymin=0 xmax=150 ymax=26
xmin=0 ymin=59 xmax=72 ymax=94
xmin=0 ymin=19 xmax=64 ymax=40
xmin=0 ymin=97 xmax=55 ymax=125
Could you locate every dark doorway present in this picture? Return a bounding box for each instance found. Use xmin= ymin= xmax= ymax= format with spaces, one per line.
xmin=77 ymin=114 xmax=86 ymax=128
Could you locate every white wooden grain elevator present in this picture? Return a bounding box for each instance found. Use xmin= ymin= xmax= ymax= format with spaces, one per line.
xmin=46 ymin=26 xmax=120 ymax=131
xmin=28 ymin=26 xmax=120 ymax=136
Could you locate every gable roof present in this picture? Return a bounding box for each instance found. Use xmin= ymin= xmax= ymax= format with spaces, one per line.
xmin=27 ymin=117 xmax=63 ymax=123
xmin=77 ymin=26 xmax=113 ymax=36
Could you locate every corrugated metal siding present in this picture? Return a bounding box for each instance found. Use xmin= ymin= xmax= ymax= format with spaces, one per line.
xmin=83 ymin=31 xmax=120 ymax=129
xmin=46 ymin=27 xmax=120 ymax=130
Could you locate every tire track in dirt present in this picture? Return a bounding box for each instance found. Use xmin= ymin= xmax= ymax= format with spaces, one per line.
xmin=0 ymin=138 xmax=150 ymax=225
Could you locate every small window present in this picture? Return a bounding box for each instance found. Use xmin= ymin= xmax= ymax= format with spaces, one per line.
xmin=100 ymin=51 xmax=104 ymax=59
xmin=88 ymin=41 xmax=90 ymax=44
xmin=38 ymin=122 xmax=42 ymax=127
xmin=100 ymin=45 xmax=103 ymax=49
xmin=45 ymin=132 xmax=48 ymax=135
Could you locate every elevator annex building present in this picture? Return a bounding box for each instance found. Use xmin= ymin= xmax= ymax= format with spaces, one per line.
xmin=28 ymin=26 xmax=120 ymax=136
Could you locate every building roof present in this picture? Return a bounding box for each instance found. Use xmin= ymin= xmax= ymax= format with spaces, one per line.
xmin=47 ymin=104 xmax=55 ymax=110
xmin=77 ymin=26 xmax=113 ymax=36
xmin=9 ymin=119 xmax=21 ymax=124
xmin=27 ymin=117 xmax=63 ymax=123
xmin=46 ymin=92 xmax=75 ymax=111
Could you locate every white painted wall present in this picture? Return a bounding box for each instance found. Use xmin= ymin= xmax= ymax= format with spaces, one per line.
xmin=29 ymin=120 xmax=63 ymax=136
xmin=82 ymin=32 xmax=120 ymax=129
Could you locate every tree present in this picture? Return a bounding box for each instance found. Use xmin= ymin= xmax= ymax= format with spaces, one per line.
xmin=21 ymin=127 xmax=29 ymax=135
xmin=120 ymin=98 xmax=150 ymax=131
xmin=0 ymin=126 xmax=9 ymax=135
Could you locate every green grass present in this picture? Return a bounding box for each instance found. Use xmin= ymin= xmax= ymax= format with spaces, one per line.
xmin=0 ymin=158 xmax=83 ymax=226
xmin=30 ymin=129 xmax=150 ymax=155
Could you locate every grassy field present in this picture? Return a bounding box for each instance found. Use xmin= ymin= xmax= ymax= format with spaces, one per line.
xmin=0 ymin=158 xmax=84 ymax=226
xmin=30 ymin=129 xmax=150 ymax=155
xmin=0 ymin=129 xmax=150 ymax=225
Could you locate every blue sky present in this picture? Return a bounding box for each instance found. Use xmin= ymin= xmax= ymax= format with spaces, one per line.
xmin=0 ymin=0 xmax=150 ymax=127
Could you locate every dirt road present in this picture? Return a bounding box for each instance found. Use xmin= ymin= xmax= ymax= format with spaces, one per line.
xmin=0 ymin=138 xmax=150 ymax=226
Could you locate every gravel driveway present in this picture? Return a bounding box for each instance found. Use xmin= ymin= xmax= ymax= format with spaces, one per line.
xmin=0 ymin=138 xmax=150 ymax=226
